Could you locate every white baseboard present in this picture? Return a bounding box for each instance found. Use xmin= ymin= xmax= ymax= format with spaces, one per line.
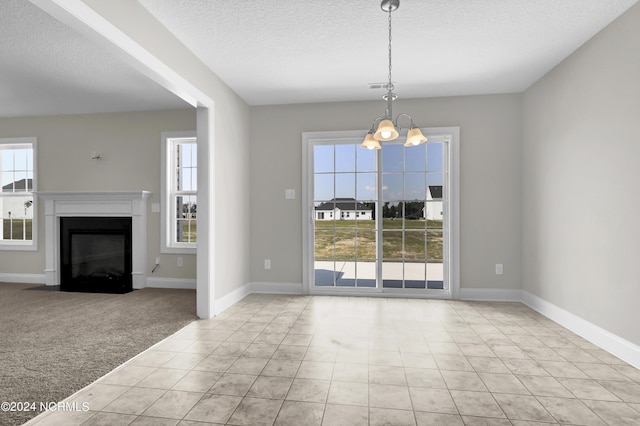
xmin=521 ymin=291 xmax=640 ymax=369
xmin=214 ymin=283 xmax=251 ymax=315
xmin=250 ymin=282 xmax=304 ymax=294
xmin=0 ymin=273 xmax=46 ymax=284
xmin=146 ymin=277 xmax=196 ymax=290
xmin=459 ymin=287 xmax=523 ymax=302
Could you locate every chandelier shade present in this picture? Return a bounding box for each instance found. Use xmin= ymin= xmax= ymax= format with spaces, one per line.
xmin=361 ymin=0 xmax=427 ymax=149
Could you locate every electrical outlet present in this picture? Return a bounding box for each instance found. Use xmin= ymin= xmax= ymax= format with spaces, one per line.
xmin=495 ymin=264 xmax=503 ymax=275
xmin=264 ymin=259 xmax=271 ymax=270
xmin=177 ymin=257 xmax=183 ymax=267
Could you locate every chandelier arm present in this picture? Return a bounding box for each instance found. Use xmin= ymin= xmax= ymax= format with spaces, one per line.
xmin=394 ymin=112 xmax=416 ymax=129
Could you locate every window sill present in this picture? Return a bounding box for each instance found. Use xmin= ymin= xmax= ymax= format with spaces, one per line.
xmin=161 ymin=245 xmax=197 ymax=255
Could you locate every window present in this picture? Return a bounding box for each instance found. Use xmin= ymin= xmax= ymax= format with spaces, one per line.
xmin=161 ymin=132 xmax=197 ymax=253
xmin=0 ymin=137 xmax=37 ymax=250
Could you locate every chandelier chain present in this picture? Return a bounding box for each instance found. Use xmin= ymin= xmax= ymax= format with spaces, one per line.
xmin=387 ymin=7 xmax=393 ymax=88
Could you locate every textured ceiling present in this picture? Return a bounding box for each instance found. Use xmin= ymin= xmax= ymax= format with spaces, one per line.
xmin=0 ymin=0 xmax=189 ymax=118
xmin=137 ymin=0 xmax=639 ymax=105
xmin=0 ymin=0 xmax=638 ymax=118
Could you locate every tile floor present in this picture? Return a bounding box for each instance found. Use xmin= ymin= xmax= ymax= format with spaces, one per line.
xmin=28 ymin=295 xmax=640 ymax=425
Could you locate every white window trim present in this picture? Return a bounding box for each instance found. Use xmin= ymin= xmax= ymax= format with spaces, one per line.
xmin=161 ymin=131 xmax=197 ymax=254
xmin=0 ymin=137 xmax=38 ymax=251
xmin=301 ymin=128 xmax=460 ymax=298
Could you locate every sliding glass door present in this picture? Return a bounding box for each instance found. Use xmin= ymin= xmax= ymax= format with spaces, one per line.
xmin=306 ymin=129 xmax=456 ymax=296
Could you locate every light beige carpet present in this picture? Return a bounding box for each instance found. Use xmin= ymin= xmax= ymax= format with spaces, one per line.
xmin=0 ymin=282 xmax=197 ymax=426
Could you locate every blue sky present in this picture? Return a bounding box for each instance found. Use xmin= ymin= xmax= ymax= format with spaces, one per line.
xmin=314 ymin=142 xmax=444 ymax=203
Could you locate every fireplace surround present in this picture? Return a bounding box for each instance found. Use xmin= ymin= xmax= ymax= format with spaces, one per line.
xmin=37 ymin=191 xmax=151 ymax=290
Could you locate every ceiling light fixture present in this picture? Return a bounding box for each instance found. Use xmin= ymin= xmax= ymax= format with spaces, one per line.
xmin=361 ymin=0 xmax=427 ymax=150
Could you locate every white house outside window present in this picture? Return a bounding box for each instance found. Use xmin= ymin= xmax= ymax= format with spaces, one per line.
xmin=161 ymin=132 xmax=197 ymax=253
xmin=0 ymin=137 xmax=36 ymax=250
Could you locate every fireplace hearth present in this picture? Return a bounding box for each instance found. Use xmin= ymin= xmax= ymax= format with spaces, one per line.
xmin=60 ymin=217 xmax=132 ymax=294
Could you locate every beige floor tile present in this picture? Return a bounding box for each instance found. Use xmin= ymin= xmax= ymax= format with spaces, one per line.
xmin=68 ymin=383 xmax=129 ymax=411
xmin=433 ymin=354 xmax=474 ymax=371
xmin=247 ymin=376 xmax=293 ymax=399
xmin=414 ymin=411 xmax=463 ymax=425
xmin=613 ymin=364 xmax=640 ymax=382
xmin=466 ymin=356 xmax=510 ymax=374
xmin=428 ymin=342 xmax=462 ymax=355
xmin=81 ymin=411 xmax=137 ymax=425
xmin=517 ymin=375 xmax=573 ymax=398
xmin=536 ymin=396 xmax=605 ymax=425
xmin=449 ymin=390 xmax=505 ymax=418
xmin=322 ymin=404 xmax=368 ymax=426
xmin=369 ymin=350 xmax=404 ymax=367
xmin=130 ymin=416 xmax=178 ymax=425
xmin=161 ymin=352 xmax=208 ymax=370
xmin=282 ymin=333 xmax=314 ymax=346
xmin=503 ymin=358 xmax=549 ymax=376
xmin=398 ymin=340 xmax=430 ymax=354
xmin=227 ymin=397 xmax=283 ymax=425
xmin=286 ymin=378 xmax=331 ymax=403
xmin=141 ymin=390 xmax=203 ymax=419
xmin=101 ymin=387 xmax=165 ymax=415
xmin=599 ymin=380 xmax=640 ymax=403
xmin=154 ymin=338 xmax=195 ymax=352
xmin=273 ymin=344 xmax=308 ymax=361
xmin=262 ymin=358 xmax=301 ymax=377
xmin=369 ymin=365 xmax=407 ymax=385
xmin=541 ymin=360 xmax=589 ymax=378
xmin=172 ymin=370 xmax=221 ymax=393
xmin=193 ymin=354 xmax=237 ymax=372
xmin=304 ymin=346 xmax=338 ymax=362
xmin=369 ymin=383 xmax=412 ymax=410
xmin=31 ymin=410 xmax=95 ymax=426
xmin=253 ymin=332 xmax=287 ymax=345
xmin=401 ymin=352 xmax=438 ymax=369
xmin=130 ymin=350 xmax=177 ymax=367
xmin=212 ymin=341 xmax=251 ymax=357
xmin=576 ymin=362 xmax=632 ymax=381
xmin=493 ymin=393 xmax=555 ymax=422
xmin=557 ymin=378 xmax=621 ymax=401
xmin=181 ymin=339 xmax=223 ymax=355
xmin=408 ymin=387 xmax=458 ymax=414
xmin=554 ymin=348 xmax=600 ymax=363
xmin=520 ymin=346 xmax=565 ymax=361
xmin=405 ymin=367 xmax=446 ymax=389
xmin=583 ymin=400 xmax=640 ymax=425
xmin=369 ymin=407 xmax=416 ymax=426
xmin=457 ymin=343 xmax=495 ymax=358
xmin=183 ymin=393 xmax=242 ymax=423
xmin=440 ymin=370 xmax=487 ymax=392
xmin=296 ymin=361 xmax=335 ymax=380
xmin=208 ymin=373 xmax=257 ymax=396
xmin=227 ymin=356 xmax=269 ymax=375
xmin=478 ymin=372 xmax=530 ymax=395
xmin=99 ymin=365 xmax=157 ymax=387
xmin=460 ymin=416 xmax=512 ymax=426
xmin=275 ymin=401 xmax=324 ymax=426
xmin=327 ymin=381 xmax=368 ymax=406
xmin=332 ymin=363 xmax=368 ymax=383
xmin=136 ymin=368 xmax=188 ymax=389
xmin=335 ymin=348 xmax=368 ymax=364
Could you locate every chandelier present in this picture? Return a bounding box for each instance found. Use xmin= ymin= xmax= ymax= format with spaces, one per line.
xmin=361 ymin=0 xmax=428 ymax=150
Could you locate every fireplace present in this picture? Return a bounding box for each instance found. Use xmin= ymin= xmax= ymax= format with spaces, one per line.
xmin=37 ymin=191 xmax=151 ymax=290
xmin=60 ymin=217 xmax=132 ymax=293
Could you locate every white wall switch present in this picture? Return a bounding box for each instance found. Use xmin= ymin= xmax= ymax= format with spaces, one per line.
xmin=151 ymin=203 xmax=160 ymax=213
xmin=285 ymin=189 xmax=295 ymax=199
xmin=177 ymin=257 xmax=183 ymax=267
xmin=264 ymin=259 xmax=271 ymax=270
xmin=495 ymin=264 xmax=503 ymax=275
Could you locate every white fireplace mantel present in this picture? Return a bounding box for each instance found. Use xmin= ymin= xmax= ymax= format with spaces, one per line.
xmin=37 ymin=191 xmax=151 ymax=289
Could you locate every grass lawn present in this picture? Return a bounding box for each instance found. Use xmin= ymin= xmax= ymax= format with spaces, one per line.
xmin=2 ymin=219 xmax=32 ymax=240
xmin=179 ymin=220 xmax=197 ymax=243
xmin=315 ymin=219 xmax=443 ymax=261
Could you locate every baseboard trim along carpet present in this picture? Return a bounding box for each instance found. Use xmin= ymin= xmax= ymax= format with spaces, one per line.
xmin=0 ymin=273 xmax=46 ymax=284
xmin=146 ymin=277 xmax=196 ymax=290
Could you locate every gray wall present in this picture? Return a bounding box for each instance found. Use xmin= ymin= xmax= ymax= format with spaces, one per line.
xmin=0 ymin=109 xmax=197 ymax=280
xmin=522 ymin=3 xmax=640 ymax=345
xmin=250 ymin=94 xmax=522 ymax=290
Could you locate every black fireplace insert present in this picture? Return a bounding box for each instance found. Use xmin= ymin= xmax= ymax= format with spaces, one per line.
xmin=60 ymin=217 xmax=132 ymax=294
